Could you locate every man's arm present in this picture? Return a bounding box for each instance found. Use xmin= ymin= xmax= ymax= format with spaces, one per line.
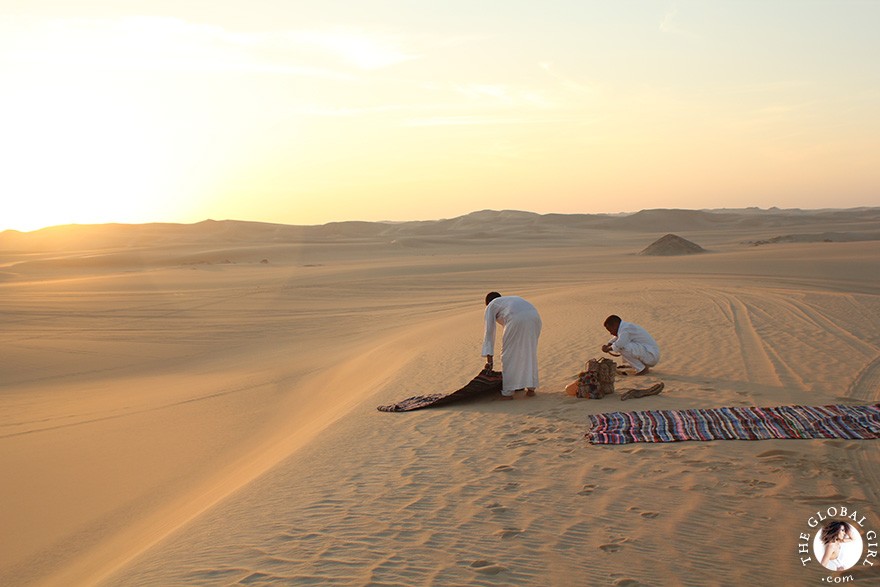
xmin=611 ymin=325 xmax=631 ymax=351
xmin=602 ymin=334 xmax=618 ymax=354
xmin=481 ymin=305 xmax=497 ymax=358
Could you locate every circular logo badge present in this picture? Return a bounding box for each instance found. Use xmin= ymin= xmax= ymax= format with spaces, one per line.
xmin=812 ymin=520 xmax=864 ymax=572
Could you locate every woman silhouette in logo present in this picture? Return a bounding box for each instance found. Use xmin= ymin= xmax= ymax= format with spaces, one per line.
xmin=820 ymin=520 xmax=855 ymax=571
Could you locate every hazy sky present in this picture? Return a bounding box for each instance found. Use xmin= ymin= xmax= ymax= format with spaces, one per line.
xmin=1 ymin=1 xmax=878 ymax=231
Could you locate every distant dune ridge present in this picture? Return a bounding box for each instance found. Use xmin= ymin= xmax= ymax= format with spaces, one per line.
xmin=639 ymin=233 xmax=706 ymax=256
xmin=745 ymin=231 xmax=880 ymax=246
xmin=2 ymin=207 xmax=880 ymax=252
xmin=2 ymin=206 xmax=880 ymax=587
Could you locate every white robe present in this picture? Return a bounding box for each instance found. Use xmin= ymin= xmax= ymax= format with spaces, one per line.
xmin=608 ymin=320 xmax=660 ymax=372
xmin=482 ymin=296 xmax=542 ymax=394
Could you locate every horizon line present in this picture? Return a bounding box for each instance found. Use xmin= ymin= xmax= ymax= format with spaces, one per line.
xmin=4 ymin=205 xmax=879 ymax=235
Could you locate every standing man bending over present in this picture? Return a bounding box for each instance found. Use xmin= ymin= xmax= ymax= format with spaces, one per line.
xmin=482 ymin=292 xmax=542 ymax=399
xmin=601 ymin=314 xmax=660 ymax=376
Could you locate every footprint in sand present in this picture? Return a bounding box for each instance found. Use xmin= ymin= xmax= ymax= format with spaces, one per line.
xmin=239 ymin=572 xmax=273 ymax=584
xmin=747 ymin=479 xmax=777 ymax=489
xmin=601 ymin=537 xmax=630 ymax=552
xmin=494 ymin=464 xmax=515 ymax=472
xmin=578 ymin=484 xmax=597 ymax=495
xmin=470 ymin=560 xmax=507 ymax=575
xmin=507 ymin=438 xmax=538 ymax=449
xmin=757 ymin=449 xmax=798 ymax=459
xmin=496 ymin=527 xmax=523 ymax=540
xmin=485 ymin=502 xmax=510 ymax=515
xmin=796 ymin=493 xmax=850 ymax=505
xmin=640 ymin=511 xmax=660 ymax=519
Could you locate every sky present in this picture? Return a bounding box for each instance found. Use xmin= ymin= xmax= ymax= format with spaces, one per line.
xmin=1 ymin=0 xmax=879 ymax=232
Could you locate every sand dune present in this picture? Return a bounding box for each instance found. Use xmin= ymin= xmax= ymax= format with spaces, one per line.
xmin=2 ymin=208 xmax=879 ymax=586
xmin=639 ymin=234 xmax=706 ymax=256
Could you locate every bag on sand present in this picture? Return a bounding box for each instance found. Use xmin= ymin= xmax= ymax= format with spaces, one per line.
xmin=575 ymin=357 xmax=617 ymax=399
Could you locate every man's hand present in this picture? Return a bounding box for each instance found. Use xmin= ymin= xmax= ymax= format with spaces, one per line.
xmin=601 ymin=344 xmax=612 ymax=353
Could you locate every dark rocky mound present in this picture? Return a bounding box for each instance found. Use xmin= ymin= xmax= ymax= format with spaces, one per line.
xmin=639 ymin=234 xmax=706 ymax=256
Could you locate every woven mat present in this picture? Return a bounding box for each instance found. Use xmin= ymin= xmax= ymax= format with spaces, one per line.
xmin=587 ymin=403 xmax=880 ymax=444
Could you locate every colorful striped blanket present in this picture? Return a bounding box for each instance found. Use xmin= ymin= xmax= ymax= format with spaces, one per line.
xmin=378 ymin=369 xmax=503 ymax=412
xmin=587 ymin=403 xmax=880 ymax=444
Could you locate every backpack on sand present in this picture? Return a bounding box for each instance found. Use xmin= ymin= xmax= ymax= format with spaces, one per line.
xmin=576 ymin=357 xmax=617 ymax=399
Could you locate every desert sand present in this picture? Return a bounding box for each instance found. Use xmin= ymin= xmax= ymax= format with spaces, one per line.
xmin=2 ymin=208 xmax=879 ymax=586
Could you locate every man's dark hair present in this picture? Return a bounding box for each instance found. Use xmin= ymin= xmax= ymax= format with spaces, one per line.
xmin=485 ymin=291 xmax=502 ymax=306
xmin=603 ymin=315 xmax=622 ymax=329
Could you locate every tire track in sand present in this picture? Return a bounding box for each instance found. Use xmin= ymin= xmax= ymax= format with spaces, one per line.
xmin=720 ymin=293 xmax=783 ymax=388
xmin=783 ymin=295 xmax=880 ymax=357
xmin=843 ymin=355 xmax=880 ymax=507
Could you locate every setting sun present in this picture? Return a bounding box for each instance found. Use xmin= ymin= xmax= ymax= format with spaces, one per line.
xmin=0 ymin=16 xmax=252 ymax=230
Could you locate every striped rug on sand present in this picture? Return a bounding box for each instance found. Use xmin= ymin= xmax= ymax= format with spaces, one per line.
xmin=587 ymin=403 xmax=880 ymax=444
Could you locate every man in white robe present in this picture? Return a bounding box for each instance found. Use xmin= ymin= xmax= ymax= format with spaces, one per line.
xmin=482 ymin=292 xmax=542 ymax=399
xmin=601 ymin=314 xmax=660 ymax=375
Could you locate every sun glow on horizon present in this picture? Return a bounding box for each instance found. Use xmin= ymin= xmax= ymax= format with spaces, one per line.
xmin=1 ymin=3 xmax=878 ymax=233
xmin=0 ymin=16 xmax=276 ymax=232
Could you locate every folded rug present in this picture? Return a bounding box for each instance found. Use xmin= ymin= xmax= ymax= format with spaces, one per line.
xmin=378 ymin=369 xmax=503 ymax=412
xmin=587 ymin=403 xmax=880 ymax=444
